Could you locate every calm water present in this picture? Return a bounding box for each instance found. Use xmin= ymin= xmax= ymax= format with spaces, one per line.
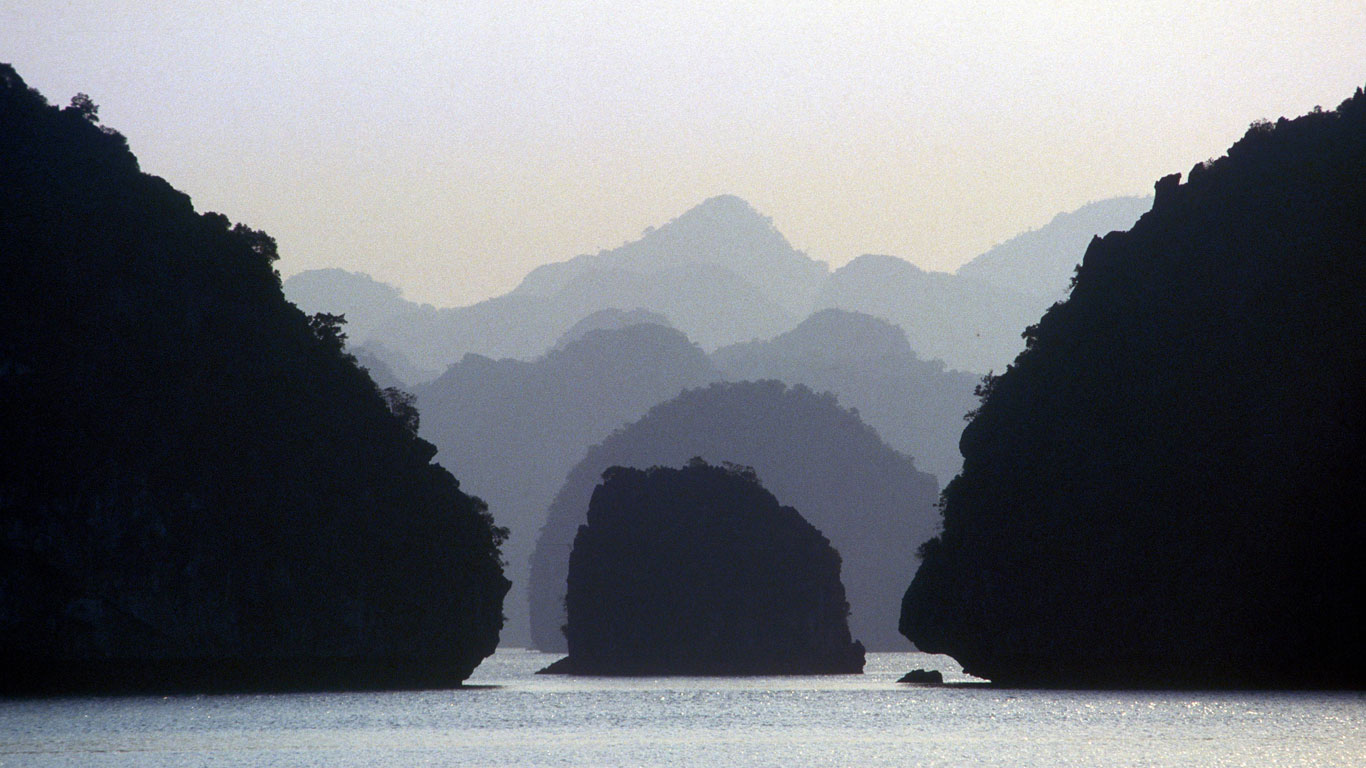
xmin=2 ymin=650 xmax=1362 ymax=767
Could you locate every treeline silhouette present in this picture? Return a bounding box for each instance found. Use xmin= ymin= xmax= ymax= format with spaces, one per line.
xmin=530 ymin=380 xmax=940 ymax=652
xmin=548 ymin=460 xmax=865 ymax=675
xmin=0 ymin=64 xmax=507 ymax=693
xmin=902 ymin=89 xmax=1366 ymax=688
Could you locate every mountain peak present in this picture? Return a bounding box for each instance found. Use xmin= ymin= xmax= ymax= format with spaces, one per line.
xmin=681 ymin=193 xmax=762 ymax=220
xmin=832 ymin=254 xmax=926 ymax=280
xmin=630 ymin=194 xmax=792 ymax=262
xmin=511 ymin=195 xmax=829 ymax=318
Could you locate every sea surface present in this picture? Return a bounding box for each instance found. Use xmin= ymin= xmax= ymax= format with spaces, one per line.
xmin=2 ymin=650 xmax=1362 ymax=767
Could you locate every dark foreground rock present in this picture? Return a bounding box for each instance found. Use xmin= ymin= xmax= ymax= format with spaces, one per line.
xmin=554 ymin=462 xmax=865 ymax=675
xmin=897 ymin=669 xmax=943 ymax=684
xmin=530 ymin=380 xmax=938 ymax=653
xmin=901 ymin=88 xmax=1366 ymax=689
xmin=0 ymin=64 xmax=508 ymax=694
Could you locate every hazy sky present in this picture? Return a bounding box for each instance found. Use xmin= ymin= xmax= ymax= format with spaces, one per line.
xmin=5 ymin=2 xmax=1364 ymax=306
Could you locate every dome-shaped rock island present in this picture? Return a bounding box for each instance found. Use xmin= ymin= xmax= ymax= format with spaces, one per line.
xmin=542 ymin=461 xmax=865 ymax=675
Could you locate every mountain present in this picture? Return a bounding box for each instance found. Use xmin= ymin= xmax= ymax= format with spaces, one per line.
xmin=552 ymin=307 xmax=673 ymax=350
xmin=283 ymin=269 xmax=440 ymax=385
xmin=413 ymin=323 xmax=722 ymax=646
xmin=289 ymin=196 xmax=825 ymax=371
xmin=513 ymin=194 xmax=828 ymax=318
xmin=283 ymin=268 xmax=429 ymax=345
xmin=351 ymin=345 xmax=405 ymax=390
xmin=955 ymin=196 xmax=1153 ymax=299
xmin=712 ymin=309 xmax=979 ymax=484
xmin=352 ymin=338 xmax=440 ymax=387
xmin=340 ymin=256 xmax=797 ymax=370
xmin=0 ymin=64 xmax=507 ymax=692
xmin=529 ymin=380 xmax=940 ymax=652
xmin=901 ymin=90 xmax=1366 ymax=688
xmin=813 ymin=255 xmax=1031 ymax=374
xmin=287 ymin=193 xmax=1149 ymax=378
xmin=814 ymin=196 xmax=1151 ymax=374
xmin=551 ymin=461 xmax=865 ymax=675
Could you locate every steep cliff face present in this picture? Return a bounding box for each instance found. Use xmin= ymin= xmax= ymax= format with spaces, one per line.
xmin=0 ymin=64 xmax=508 ymax=692
xmin=530 ymin=380 xmax=939 ymax=652
xmin=553 ymin=462 xmax=864 ymax=675
xmin=901 ymin=90 xmax=1366 ymax=688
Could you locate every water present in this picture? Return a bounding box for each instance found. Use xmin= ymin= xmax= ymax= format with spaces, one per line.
xmin=2 ymin=650 xmax=1362 ymax=767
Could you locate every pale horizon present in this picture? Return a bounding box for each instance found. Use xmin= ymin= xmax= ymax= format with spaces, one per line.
xmin=5 ymin=1 xmax=1364 ymax=306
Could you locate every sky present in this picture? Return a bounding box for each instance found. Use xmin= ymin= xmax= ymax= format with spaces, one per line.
xmin=5 ymin=1 xmax=1365 ymax=307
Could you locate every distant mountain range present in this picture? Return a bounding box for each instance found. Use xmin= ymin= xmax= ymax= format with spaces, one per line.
xmin=286 ymin=196 xmax=818 ymax=371
xmin=286 ymin=194 xmax=1150 ymax=377
xmin=528 ymin=380 xmax=941 ymax=652
xmin=812 ymin=197 xmax=1154 ymax=372
xmin=285 ymin=193 xmax=1154 ymax=647
xmin=411 ymin=310 xmax=973 ymax=646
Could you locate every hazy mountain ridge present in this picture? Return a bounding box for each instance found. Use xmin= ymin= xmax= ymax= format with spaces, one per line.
xmin=811 ymin=256 xmax=1033 ymax=374
xmin=712 ymin=309 xmax=979 ymax=483
xmin=513 ymin=194 xmax=828 ymax=317
xmin=319 ymin=261 xmax=794 ymax=371
xmin=955 ymin=196 xmax=1154 ymax=297
xmin=283 ymin=268 xmax=431 ymax=344
xmin=812 ymin=191 xmax=1151 ymax=374
xmin=553 ymin=308 xmax=674 ymax=350
xmin=286 ymin=193 xmax=1147 ymax=377
xmin=284 ymin=195 xmax=821 ymax=370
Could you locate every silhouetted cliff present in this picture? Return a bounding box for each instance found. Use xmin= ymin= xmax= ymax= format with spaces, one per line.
xmin=712 ymin=309 xmax=978 ymax=484
xmin=0 ymin=65 xmax=508 ymax=692
xmin=530 ymin=381 xmax=939 ymax=652
xmin=413 ymin=323 xmax=721 ymax=646
xmin=548 ymin=461 xmax=865 ymax=675
xmin=901 ymin=90 xmax=1366 ymax=688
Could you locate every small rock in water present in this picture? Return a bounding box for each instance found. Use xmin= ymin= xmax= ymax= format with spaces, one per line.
xmin=898 ymin=668 xmax=943 ymax=684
